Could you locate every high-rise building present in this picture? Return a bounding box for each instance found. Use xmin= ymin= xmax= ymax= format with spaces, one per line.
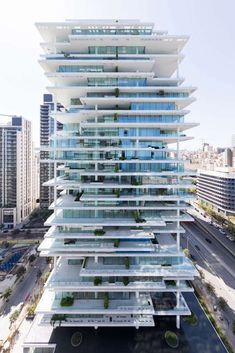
xmin=31 ymin=19 xmax=198 ymax=342
xmin=0 ymin=116 xmax=37 ymax=228
xmin=223 ymin=148 xmax=233 ymax=167
xmin=40 ymin=94 xmax=63 ymax=208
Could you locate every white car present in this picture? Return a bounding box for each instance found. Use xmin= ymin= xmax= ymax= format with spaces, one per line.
xmin=219 ymin=229 xmax=226 ymax=235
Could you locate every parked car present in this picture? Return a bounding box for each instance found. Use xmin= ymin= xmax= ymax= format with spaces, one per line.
xmin=219 ymin=229 xmax=226 ymax=235
xmin=227 ymin=236 xmax=235 ymax=242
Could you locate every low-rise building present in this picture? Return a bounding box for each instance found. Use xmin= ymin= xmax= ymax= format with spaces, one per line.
xmin=197 ymin=168 xmax=235 ymax=216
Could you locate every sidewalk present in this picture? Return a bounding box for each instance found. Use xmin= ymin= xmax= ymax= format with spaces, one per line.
xmin=194 ymin=263 xmax=235 ymax=349
xmin=0 ymin=259 xmax=48 ymax=352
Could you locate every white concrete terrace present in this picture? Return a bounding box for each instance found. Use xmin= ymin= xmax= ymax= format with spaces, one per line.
xmin=44 ymin=213 xmax=166 ymax=227
xmin=44 ymin=224 xmax=185 ymax=240
xmin=38 ymin=238 xmax=156 ymax=253
xmin=39 ymin=313 xmax=155 ymax=327
xmin=36 ymin=291 xmax=155 ymax=315
xmin=44 ymin=257 xmax=194 ymax=293
xmin=49 ymin=194 xmax=190 ymax=210
xmin=79 ymin=257 xmax=196 ymax=279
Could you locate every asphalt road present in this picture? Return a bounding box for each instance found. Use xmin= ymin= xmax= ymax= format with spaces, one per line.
xmin=1 ymin=256 xmax=47 ymax=315
xmin=182 ymin=221 xmax=235 ymax=326
xmin=182 ymin=221 xmax=235 ymax=289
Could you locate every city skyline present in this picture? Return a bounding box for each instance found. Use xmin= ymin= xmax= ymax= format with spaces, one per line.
xmin=0 ymin=0 xmax=234 ymax=149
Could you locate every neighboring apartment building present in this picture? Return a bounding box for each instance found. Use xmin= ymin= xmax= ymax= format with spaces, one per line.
xmin=23 ymin=19 xmax=198 ymax=350
xmin=40 ymin=94 xmax=62 ymax=207
xmin=197 ymin=168 xmax=235 ymax=216
xmin=0 ymin=116 xmax=37 ymax=228
xmin=223 ymin=148 xmax=233 ymax=167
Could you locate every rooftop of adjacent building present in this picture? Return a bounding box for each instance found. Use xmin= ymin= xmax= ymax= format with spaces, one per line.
xmin=0 ymin=116 xmax=24 ymax=128
xmin=198 ymin=167 xmax=235 ymax=178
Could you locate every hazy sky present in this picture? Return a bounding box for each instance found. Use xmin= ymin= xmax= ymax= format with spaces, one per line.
xmin=0 ymin=0 xmax=234 ymax=148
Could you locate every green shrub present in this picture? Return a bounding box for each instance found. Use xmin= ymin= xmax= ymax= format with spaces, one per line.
xmin=50 ymin=314 xmax=67 ymax=326
xmin=94 ymin=277 xmax=102 ymax=286
xmin=10 ymin=310 xmax=20 ymax=324
xmin=28 ymin=254 xmax=36 ymax=263
xmin=60 ymin=296 xmax=74 ymax=306
xmin=123 ymin=277 xmax=129 ymax=286
xmin=164 ymin=331 xmax=178 ymax=348
xmin=75 ymin=190 xmax=84 ymax=201
xmin=183 ymin=312 xmax=198 ymax=326
xmin=218 ymin=297 xmax=227 ymax=311
xmin=114 ymin=165 xmax=119 ymax=173
xmin=161 ymin=263 xmax=171 ymax=267
xmin=94 ymin=229 xmax=105 ymax=236
xmin=16 ymin=266 xmax=26 ymax=279
xmin=2 ymin=287 xmax=12 ymax=299
xmin=114 ymin=189 xmax=120 ymax=197
xmin=27 ymin=303 xmax=36 ymax=316
xmin=165 ymin=280 xmax=176 ymax=286
xmin=71 ymin=331 xmax=83 ymax=347
xmin=124 ymin=257 xmax=130 ymax=269
xmin=114 ymin=239 xmax=120 ymax=248
xmin=232 ymin=321 xmax=235 ymax=335
xmin=206 ymin=282 xmax=215 ymax=295
xmin=104 ymin=293 xmax=109 ymax=309
xmin=115 ymin=88 xmax=120 ymax=97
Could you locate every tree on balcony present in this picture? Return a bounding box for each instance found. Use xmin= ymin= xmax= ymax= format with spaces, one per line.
xmin=50 ymin=314 xmax=67 ymax=327
xmin=114 ymin=239 xmax=120 ymax=248
xmin=60 ymin=296 xmax=74 ymax=307
xmin=94 ymin=229 xmax=105 ymax=236
xmin=123 ymin=277 xmax=129 ymax=286
xmin=94 ymin=277 xmax=102 ymax=286
xmin=104 ymin=293 xmax=109 ymax=309
xmin=124 ymin=257 xmax=130 ymax=269
xmin=115 ymin=87 xmax=120 ymax=97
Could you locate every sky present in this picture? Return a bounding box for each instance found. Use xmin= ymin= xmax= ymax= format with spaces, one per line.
xmin=0 ymin=0 xmax=234 ymax=149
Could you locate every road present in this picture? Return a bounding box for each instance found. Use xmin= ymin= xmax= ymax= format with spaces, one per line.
xmin=2 ymin=256 xmax=47 ymax=314
xmin=0 ymin=256 xmax=47 ymax=342
xmin=188 ymin=207 xmax=235 ymax=255
xmin=183 ymin=221 xmax=235 ymax=288
xmin=182 ymin=220 xmax=235 ymax=324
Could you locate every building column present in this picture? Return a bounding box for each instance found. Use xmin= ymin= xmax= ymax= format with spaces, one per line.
xmin=53 ymin=94 xmax=57 ymax=204
xmin=176 ymin=286 xmax=180 ymax=328
xmin=176 ymin=315 xmax=180 ymax=329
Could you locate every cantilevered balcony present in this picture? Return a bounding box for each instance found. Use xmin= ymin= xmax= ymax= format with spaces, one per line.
xmin=44 ymin=224 xmax=185 ymax=240
xmin=80 ymin=257 xmax=196 ymax=279
xmin=49 ymin=194 xmax=191 ymax=211
xmin=44 ymin=257 xmax=194 ymax=293
xmin=36 ymin=291 xmax=155 ymax=315
xmin=39 ymin=313 xmax=155 ymax=327
xmin=44 ymin=209 xmax=191 ymax=228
